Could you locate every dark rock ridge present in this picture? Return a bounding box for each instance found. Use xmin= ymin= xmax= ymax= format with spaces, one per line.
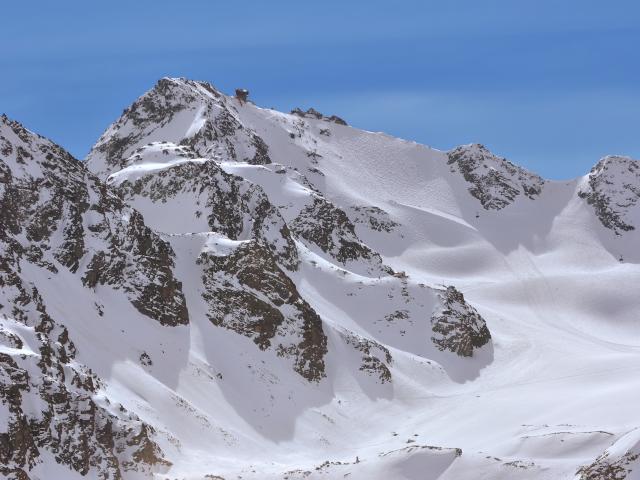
xmin=447 ymin=144 xmax=545 ymax=210
xmin=81 ymin=207 xmax=189 ymax=326
xmin=578 ymin=155 xmax=640 ymax=234
xmin=0 ymin=275 xmax=169 ymax=479
xmin=291 ymin=196 xmax=391 ymax=275
xmin=430 ymin=286 xmax=491 ymax=357
xmin=290 ymin=107 xmax=348 ymax=126
xmin=198 ymin=240 xmax=327 ymax=382
xmin=87 ymin=77 xmax=273 ymax=178
xmin=0 ymin=113 xmax=179 ymax=477
xmin=577 ymin=454 xmax=639 ymax=480
xmin=0 ymin=114 xmax=188 ymax=327
xmin=0 ymin=114 xmax=181 ymax=479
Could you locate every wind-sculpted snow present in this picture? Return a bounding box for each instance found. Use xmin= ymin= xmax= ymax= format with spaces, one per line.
xmin=108 ymin=143 xmax=298 ymax=270
xmin=3 ymin=75 xmax=640 ymax=479
xmin=578 ymin=155 xmax=640 ymax=234
xmin=447 ymin=143 xmax=545 ymax=210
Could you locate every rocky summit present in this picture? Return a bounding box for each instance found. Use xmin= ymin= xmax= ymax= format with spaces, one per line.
xmin=1 ymin=78 xmax=639 ymax=479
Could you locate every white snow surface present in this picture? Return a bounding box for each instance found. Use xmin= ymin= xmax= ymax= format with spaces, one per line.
xmin=2 ymin=77 xmax=640 ymax=479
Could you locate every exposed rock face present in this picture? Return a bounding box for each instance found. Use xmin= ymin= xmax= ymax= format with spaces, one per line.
xmin=109 ymin=145 xmax=298 ymax=270
xmin=431 ymin=286 xmax=491 ymax=357
xmin=340 ymin=331 xmax=392 ymax=383
xmin=0 ymin=280 xmax=170 ymax=479
xmin=95 ymin=135 xmax=330 ymax=382
xmin=578 ymin=155 xmax=640 ymax=234
xmin=291 ymin=197 xmax=390 ymax=275
xmin=576 ymin=429 xmax=640 ymax=480
xmin=87 ymin=77 xmax=272 ymax=178
xmin=447 ymin=144 xmax=544 ymax=210
xmin=0 ymin=353 xmax=38 ymax=480
xmin=349 ymin=205 xmax=399 ymax=233
xmin=577 ymin=455 xmax=638 ymax=480
xmin=198 ymin=240 xmax=327 ymax=382
xmin=290 ymin=107 xmax=348 ymax=126
xmin=81 ymin=208 xmax=189 ymax=326
xmin=0 ymin=114 xmax=188 ymax=327
xmin=0 ymin=114 xmax=178 ymax=478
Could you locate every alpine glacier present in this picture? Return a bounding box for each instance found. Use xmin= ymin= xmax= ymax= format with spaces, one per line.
xmin=1 ymin=77 xmax=640 ymax=479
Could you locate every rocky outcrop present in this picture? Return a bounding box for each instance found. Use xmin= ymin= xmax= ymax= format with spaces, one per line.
xmin=0 ymin=114 xmax=181 ymax=478
xmin=349 ymin=205 xmax=399 ymax=233
xmin=290 ymin=107 xmax=347 ymax=126
xmin=82 ymin=208 xmax=189 ymax=326
xmin=430 ymin=286 xmax=491 ymax=357
xmin=340 ymin=331 xmax=392 ymax=383
xmin=0 ymin=115 xmax=188 ymax=327
xmin=576 ymin=429 xmax=640 ymax=480
xmin=291 ymin=196 xmax=390 ymax=275
xmin=578 ymin=155 xmax=640 ymax=234
xmin=198 ymin=240 xmax=327 ymax=382
xmin=577 ymin=455 xmax=638 ymax=480
xmin=0 ymin=262 xmax=169 ymax=479
xmin=447 ymin=144 xmax=544 ymax=210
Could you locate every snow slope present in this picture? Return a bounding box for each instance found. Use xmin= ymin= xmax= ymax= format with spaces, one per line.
xmin=2 ymin=77 xmax=640 ymax=479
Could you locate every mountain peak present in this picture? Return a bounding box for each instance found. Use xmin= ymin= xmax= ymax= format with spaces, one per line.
xmin=5 ymin=78 xmax=640 ymax=479
xmin=1 ymin=112 xmax=79 ymax=177
xmin=153 ymin=76 xmax=224 ymax=100
xmin=579 ymin=154 xmax=640 ymax=233
xmin=447 ymin=143 xmax=545 ymax=210
xmin=1 ymin=112 xmax=37 ymax=140
xmin=87 ymin=76 xmax=270 ymax=178
xmin=591 ymin=153 xmax=638 ymax=170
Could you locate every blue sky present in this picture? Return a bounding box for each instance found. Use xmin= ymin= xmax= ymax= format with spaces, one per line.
xmin=1 ymin=0 xmax=638 ymax=179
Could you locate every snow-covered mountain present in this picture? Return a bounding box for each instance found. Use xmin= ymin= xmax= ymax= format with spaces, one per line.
xmin=2 ymin=77 xmax=640 ymax=479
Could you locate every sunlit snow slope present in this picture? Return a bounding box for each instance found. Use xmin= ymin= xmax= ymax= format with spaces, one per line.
xmin=2 ymin=77 xmax=640 ymax=480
